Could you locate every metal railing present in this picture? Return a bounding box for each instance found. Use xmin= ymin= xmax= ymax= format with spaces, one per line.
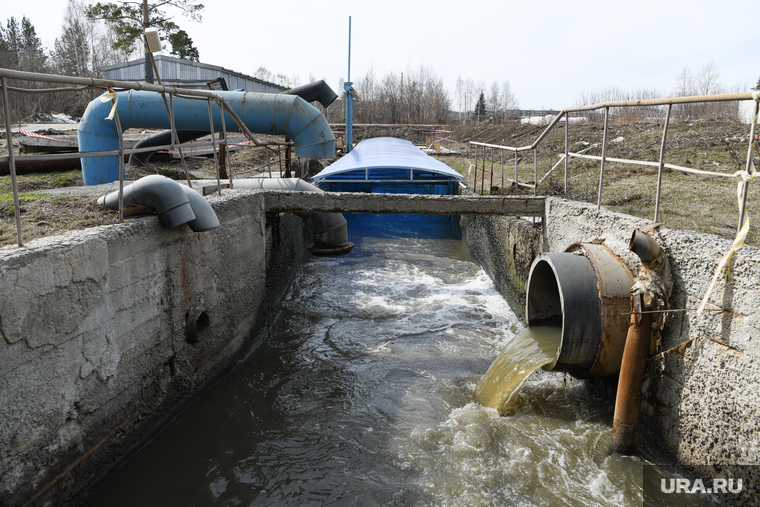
xmin=469 ymin=91 xmax=759 ymax=232
xmin=0 ymin=68 xmax=295 ymax=248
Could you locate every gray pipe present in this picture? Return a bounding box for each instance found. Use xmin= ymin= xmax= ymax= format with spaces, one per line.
xmin=283 ymin=80 xmax=339 ymax=108
xmin=129 ymin=130 xmax=209 ymax=167
xmin=98 ymin=175 xmax=219 ymax=232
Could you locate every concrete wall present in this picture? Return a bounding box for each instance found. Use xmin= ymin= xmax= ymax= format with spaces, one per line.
xmin=0 ymin=190 xmax=310 ymax=506
xmin=459 ymin=215 xmax=542 ymax=321
xmin=462 ymin=197 xmax=760 ymax=468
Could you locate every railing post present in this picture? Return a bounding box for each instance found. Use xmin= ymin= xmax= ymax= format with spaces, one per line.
xmin=1 ymin=76 xmax=23 ymax=246
xmin=514 ymin=150 xmax=518 ymax=194
xmin=207 ymin=99 xmax=221 ymax=195
xmin=490 ymin=147 xmax=494 ymax=194
xmin=218 ymin=99 xmax=233 ymax=187
xmin=654 ymin=104 xmax=672 ymax=222
xmin=564 ymin=113 xmax=569 ymax=194
xmin=597 ymin=106 xmax=610 ymax=209
xmin=501 ymin=149 xmax=504 ymax=195
xmin=473 ymin=143 xmax=478 ymax=193
xmin=169 ymin=93 xmax=192 ymax=187
xmin=739 ymin=99 xmax=760 ymax=232
xmin=533 ymin=148 xmax=538 ymax=196
xmin=111 ymin=96 xmax=125 ymax=222
xmin=480 ymin=145 xmax=486 ymax=194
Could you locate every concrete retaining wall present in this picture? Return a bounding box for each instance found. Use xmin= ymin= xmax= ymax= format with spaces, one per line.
xmin=0 ymin=190 xmax=310 ymax=506
xmin=462 ymin=197 xmax=760 ymax=468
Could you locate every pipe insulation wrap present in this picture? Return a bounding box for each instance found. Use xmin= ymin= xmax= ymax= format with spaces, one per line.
xmin=78 ymin=90 xmax=335 ymax=185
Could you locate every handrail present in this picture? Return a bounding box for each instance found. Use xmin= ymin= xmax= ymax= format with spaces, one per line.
xmin=0 ymin=68 xmax=302 ymax=247
xmin=563 ymin=92 xmax=755 ymax=112
xmin=467 ymin=90 xmax=759 ymax=240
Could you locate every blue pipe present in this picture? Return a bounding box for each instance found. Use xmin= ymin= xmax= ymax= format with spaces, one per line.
xmin=78 ymin=90 xmax=336 ymax=185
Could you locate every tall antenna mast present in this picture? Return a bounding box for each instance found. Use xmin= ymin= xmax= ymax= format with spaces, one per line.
xmin=344 ymin=16 xmax=354 ymax=153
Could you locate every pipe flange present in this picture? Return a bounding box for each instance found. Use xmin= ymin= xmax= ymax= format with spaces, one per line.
xmin=307 ymin=242 xmax=354 ymax=257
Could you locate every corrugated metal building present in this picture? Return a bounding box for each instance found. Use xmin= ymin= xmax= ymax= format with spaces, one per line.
xmin=102 ymin=55 xmax=286 ymax=93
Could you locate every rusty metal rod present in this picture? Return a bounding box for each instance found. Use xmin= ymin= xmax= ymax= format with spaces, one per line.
xmin=0 ymin=140 xmax=228 ymax=162
xmin=654 ymin=104 xmax=672 ymax=222
xmin=2 ymin=76 xmax=23 ymax=246
xmin=597 ymin=107 xmax=610 ymax=209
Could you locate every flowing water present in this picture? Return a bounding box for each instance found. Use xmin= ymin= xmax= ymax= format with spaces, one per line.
xmin=84 ymin=214 xmax=712 ymax=506
xmin=475 ymin=326 xmax=562 ymax=415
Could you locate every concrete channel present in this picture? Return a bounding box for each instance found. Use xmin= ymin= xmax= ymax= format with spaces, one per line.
xmin=1 ymin=189 xmax=758 ymax=505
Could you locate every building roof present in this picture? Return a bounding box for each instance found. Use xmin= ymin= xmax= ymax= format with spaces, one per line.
xmin=311 ymin=137 xmax=464 ymax=182
xmin=102 ymin=55 xmax=285 ymax=93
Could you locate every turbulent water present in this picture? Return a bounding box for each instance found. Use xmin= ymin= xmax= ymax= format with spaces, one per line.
xmin=475 ymin=326 xmax=562 ymax=415
xmin=83 ymin=214 xmax=711 ymax=507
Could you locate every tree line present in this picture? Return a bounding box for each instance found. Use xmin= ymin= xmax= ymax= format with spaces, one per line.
xmin=0 ymin=0 xmax=202 ymax=121
xmin=574 ymin=62 xmax=755 ymax=123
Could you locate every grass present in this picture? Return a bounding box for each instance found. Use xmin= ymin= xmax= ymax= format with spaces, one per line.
xmin=435 ymin=121 xmax=759 ymax=246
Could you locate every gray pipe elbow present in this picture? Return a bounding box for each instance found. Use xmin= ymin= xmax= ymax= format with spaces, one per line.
xmin=98 ymin=175 xmax=196 ymax=230
xmin=180 ymin=185 xmax=220 ymax=232
xmin=303 ymin=212 xmax=350 ymax=249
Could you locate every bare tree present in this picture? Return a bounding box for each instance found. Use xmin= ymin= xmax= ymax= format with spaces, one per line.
xmin=695 ymin=61 xmax=722 ymax=95
xmin=488 ymin=81 xmax=500 ymax=123
xmin=501 ymin=79 xmax=518 ymax=120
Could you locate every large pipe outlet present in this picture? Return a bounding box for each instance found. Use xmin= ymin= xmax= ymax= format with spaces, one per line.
xmin=526 ymin=243 xmax=635 ymax=378
xmin=78 ymin=90 xmax=335 ymax=185
xmin=231 ymin=178 xmax=353 ymax=256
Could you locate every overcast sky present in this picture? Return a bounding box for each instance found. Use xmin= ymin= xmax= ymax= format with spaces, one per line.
xmin=1 ymin=0 xmax=756 ymax=110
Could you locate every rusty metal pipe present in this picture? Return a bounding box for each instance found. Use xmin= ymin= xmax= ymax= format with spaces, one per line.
xmin=611 ymin=308 xmax=652 ymax=454
xmin=611 ymin=228 xmax=671 ymax=454
xmin=629 ymin=229 xmax=662 ymax=265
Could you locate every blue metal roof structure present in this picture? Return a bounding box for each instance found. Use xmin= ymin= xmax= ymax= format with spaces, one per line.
xmin=311 ymin=137 xmax=464 ymax=184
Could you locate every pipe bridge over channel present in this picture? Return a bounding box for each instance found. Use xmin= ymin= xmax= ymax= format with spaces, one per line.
xmin=251 ymin=191 xmax=545 ymax=216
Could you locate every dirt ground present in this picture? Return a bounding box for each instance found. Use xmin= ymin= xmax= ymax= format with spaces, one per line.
xmin=1 ymin=121 xmax=758 ymax=247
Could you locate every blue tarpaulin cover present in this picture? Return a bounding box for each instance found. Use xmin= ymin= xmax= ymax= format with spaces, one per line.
xmin=311 ymin=137 xmax=463 ymax=183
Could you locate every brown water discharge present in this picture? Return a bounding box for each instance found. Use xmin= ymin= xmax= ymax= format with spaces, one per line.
xmin=475 ymin=325 xmax=562 ymax=414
